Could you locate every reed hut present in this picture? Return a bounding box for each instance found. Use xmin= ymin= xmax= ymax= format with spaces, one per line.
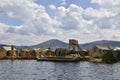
xmin=19 ymin=48 xmax=31 ymax=58
xmin=89 ymin=46 xmax=110 ymax=58
xmin=0 ymin=46 xmax=17 ymax=59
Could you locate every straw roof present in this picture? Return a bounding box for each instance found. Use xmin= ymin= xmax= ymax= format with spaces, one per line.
xmin=3 ymin=46 xmax=16 ymax=51
xmin=95 ymin=46 xmax=110 ymax=50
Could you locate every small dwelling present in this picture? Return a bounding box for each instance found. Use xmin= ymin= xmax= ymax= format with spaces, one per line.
xmin=35 ymin=48 xmax=45 ymax=57
xmin=0 ymin=46 xmax=17 ymax=58
xmin=19 ymin=48 xmax=31 ymax=58
xmin=89 ymin=46 xmax=110 ymax=58
xmin=3 ymin=46 xmax=17 ymax=57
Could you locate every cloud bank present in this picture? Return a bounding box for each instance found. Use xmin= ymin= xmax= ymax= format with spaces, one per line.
xmin=0 ymin=0 xmax=120 ymax=45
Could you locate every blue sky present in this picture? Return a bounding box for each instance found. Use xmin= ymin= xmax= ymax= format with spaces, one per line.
xmin=0 ymin=13 xmax=23 ymax=26
xmin=35 ymin=0 xmax=99 ymax=8
xmin=0 ymin=0 xmax=120 ymax=45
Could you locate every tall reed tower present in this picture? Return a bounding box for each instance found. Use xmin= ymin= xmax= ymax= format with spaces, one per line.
xmin=69 ymin=39 xmax=81 ymax=51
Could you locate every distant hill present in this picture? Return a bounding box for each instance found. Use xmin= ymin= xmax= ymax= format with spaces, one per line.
xmin=81 ymin=40 xmax=120 ymax=50
xmin=0 ymin=44 xmax=7 ymax=48
xmin=28 ymin=39 xmax=120 ymax=50
xmin=0 ymin=39 xmax=120 ymax=50
xmin=28 ymin=39 xmax=68 ymax=50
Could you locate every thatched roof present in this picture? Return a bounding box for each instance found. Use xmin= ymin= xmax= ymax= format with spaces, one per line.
xmin=95 ymin=46 xmax=110 ymax=50
xmin=3 ymin=46 xmax=16 ymax=51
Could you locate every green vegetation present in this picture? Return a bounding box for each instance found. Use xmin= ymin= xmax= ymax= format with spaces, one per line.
xmin=114 ymin=51 xmax=120 ymax=61
xmin=78 ymin=51 xmax=88 ymax=57
xmin=102 ymin=51 xmax=117 ymax=64
xmin=68 ymin=50 xmax=89 ymax=56
xmin=55 ymin=48 xmax=69 ymax=56
xmin=69 ymin=50 xmax=75 ymax=54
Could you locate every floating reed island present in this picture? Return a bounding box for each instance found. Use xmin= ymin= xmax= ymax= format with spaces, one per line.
xmin=0 ymin=39 xmax=120 ymax=63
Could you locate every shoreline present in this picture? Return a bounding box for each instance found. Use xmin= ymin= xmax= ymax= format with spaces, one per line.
xmin=0 ymin=56 xmax=102 ymax=63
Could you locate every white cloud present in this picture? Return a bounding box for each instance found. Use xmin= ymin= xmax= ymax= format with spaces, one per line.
xmin=0 ymin=0 xmax=120 ymax=45
xmin=0 ymin=0 xmax=60 ymax=35
xmin=0 ymin=23 xmax=9 ymax=33
xmin=49 ymin=5 xmax=56 ymax=10
xmin=91 ymin=0 xmax=120 ymax=6
xmin=91 ymin=0 xmax=120 ymax=16
xmin=98 ymin=29 xmax=120 ymax=41
xmin=55 ymin=4 xmax=84 ymax=30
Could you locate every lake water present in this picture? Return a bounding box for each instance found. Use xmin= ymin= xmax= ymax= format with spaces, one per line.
xmin=0 ymin=60 xmax=120 ymax=80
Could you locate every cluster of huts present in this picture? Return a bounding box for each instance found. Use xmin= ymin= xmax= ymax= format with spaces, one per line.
xmin=0 ymin=45 xmax=120 ymax=60
xmin=0 ymin=46 xmax=62 ymax=59
xmin=0 ymin=46 xmax=36 ymax=59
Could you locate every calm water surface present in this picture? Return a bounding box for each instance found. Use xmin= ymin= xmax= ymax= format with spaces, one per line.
xmin=0 ymin=60 xmax=120 ymax=80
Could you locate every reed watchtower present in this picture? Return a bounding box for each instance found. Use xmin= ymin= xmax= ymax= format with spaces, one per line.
xmin=69 ymin=39 xmax=81 ymax=51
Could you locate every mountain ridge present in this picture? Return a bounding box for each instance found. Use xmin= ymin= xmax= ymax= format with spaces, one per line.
xmin=28 ymin=39 xmax=68 ymax=50
xmin=81 ymin=40 xmax=120 ymax=49
xmin=0 ymin=39 xmax=120 ymax=50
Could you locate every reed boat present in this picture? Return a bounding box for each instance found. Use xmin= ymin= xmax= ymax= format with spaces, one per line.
xmin=36 ymin=56 xmax=80 ymax=62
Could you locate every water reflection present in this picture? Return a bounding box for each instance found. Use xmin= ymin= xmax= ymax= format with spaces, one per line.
xmin=0 ymin=60 xmax=120 ymax=80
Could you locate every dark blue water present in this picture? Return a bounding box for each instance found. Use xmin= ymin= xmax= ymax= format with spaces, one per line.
xmin=0 ymin=60 xmax=120 ymax=80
